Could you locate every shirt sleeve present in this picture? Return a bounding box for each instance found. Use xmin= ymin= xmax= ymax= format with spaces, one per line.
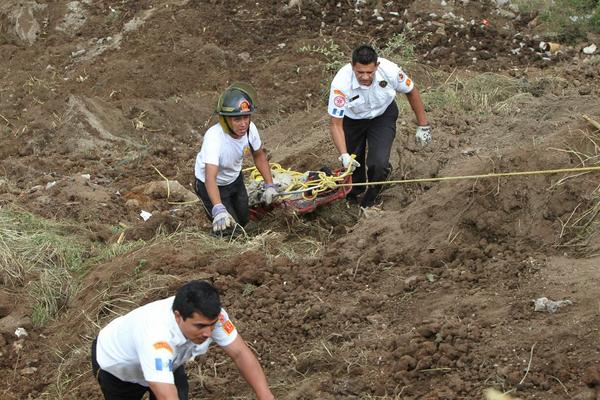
xmin=200 ymin=130 xmax=221 ymax=166
xmin=327 ymin=68 xmax=349 ymax=118
xmin=248 ymin=123 xmax=262 ymax=151
xmin=212 ymin=309 xmax=238 ymax=347
xmin=137 ymin=336 xmax=177 ymax=384
xmin=391 ymin=68 xmax=415 ymax=94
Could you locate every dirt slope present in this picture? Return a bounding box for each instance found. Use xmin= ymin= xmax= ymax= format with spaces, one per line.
xmin=1 ymin=1 xmax=600 ymax=399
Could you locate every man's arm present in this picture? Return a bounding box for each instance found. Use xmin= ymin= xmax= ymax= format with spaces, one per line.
xmin=252 ymin=148 xmax=274 ymax=185
xmin=405 ymin=88 xmax=429 ymax=126
xmin=329 ymin=116 xmax=347 ymax=155
xmin=204 ymin=164 xmax=222 ymax=206
xmin=222 ymin=335 xmax=275 ymax=400
xmin=148 ymin=382 xmax=179 ymax=400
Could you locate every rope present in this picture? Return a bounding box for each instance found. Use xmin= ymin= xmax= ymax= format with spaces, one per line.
xmin=245 ymin=162 xmax=354 ymax=200
xmin=335 ymin=165 xmax=600 ymax=188
xmin=247 ymin=163 xmax=600 ymax=196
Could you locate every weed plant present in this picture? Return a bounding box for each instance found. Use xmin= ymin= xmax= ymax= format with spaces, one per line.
xmin=514 ymin=0 xmax=600 ymax=40
xmin=0 ymin=208 xmax=86 ymax=325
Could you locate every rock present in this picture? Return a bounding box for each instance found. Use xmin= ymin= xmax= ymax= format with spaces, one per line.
xmin=583 ymin=44 xmax=597 ymax=55
xmin=404 ymin=275 xmax=419 ymax=290
xmin=533 ymin=297 xmax=572 ymax=313
xmin=0 ymin=314 xmax=32 ymax=335
xmin=20 ymin=367 xmax=38 ymax=375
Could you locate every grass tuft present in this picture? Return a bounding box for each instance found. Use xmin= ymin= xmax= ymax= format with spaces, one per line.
xmin=0 ymin=208 xmax=87 ymax=326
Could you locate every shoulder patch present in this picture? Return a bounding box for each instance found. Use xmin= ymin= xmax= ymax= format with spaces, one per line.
xmin=153 ymin=342 xmax=173 ymax=353
xmin=333 ymin=89 xmax=346 ymax=97
xmin=333 ymin=96 xmax=346 ymax=107
xmin=379 ymin=80 xmax=388 ymax=88
xmin=223 ymin=320 xmax=235 ymax=335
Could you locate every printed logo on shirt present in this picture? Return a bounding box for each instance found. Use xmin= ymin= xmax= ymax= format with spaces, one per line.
xmin=155 ymin=358 xmax=173 ymax=372
xmin=379 ymin=80 xmax=388 ymax=88
xmin=332 ymin=108 xmax=344 ymax=117
xmin=153 ymin=342 xmax=174 ymax=353
xmin=243 ymin=145 xmax=251 ymax=157
xmin=333 ymin=96 xmax=346 ymax=107
xmin=223 ymin=320 xmax=235 ymax=335
xmin=333 ymin=89 xmax=346 ymax=97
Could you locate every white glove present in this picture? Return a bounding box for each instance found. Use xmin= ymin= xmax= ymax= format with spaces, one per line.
xmin=211 ymin=204 xmax=234 ymax=233
xmin=415 ymin=125 xmax=432 ymax=146
xmin=339 ymin=153 xmax=360 ymax=172
xmin=261 ymin=184 xmax=279 ymax=205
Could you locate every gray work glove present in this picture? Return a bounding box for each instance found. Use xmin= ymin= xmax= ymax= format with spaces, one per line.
xmin=339 ymin=153 xmax=360 ymax=172
xmin=261 ymin=183 xmax=279 ymax=205
xmin=211 ymin=204 xmax=234 ymax=233
xmin=415 ymin=125 xmax=432 ymax=146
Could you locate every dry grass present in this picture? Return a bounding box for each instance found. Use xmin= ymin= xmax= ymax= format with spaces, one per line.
xmin=551 ymin=122 xmax=600 ymax=250
xmin=413 ymin=71 xmax=568 ymax=117
xmin=0 ymin=207 xmax=87 ymax=326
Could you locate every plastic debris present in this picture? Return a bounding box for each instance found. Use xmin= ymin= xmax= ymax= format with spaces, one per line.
xmin=45 ymin=181 xmax=57 ymax=190
xmin=583 ymin=44 xmax=597 ymax=55
xmin=139 ymin=210 xmax=152 ymax=221
xmin=14 ymin=327 xmax=28 ymax=338
xmin=533 ymin=297 xmax=572 ymax=313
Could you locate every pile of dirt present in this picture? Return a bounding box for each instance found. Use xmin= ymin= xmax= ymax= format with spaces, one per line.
xmin=1 ymin=1 xmax=600 ymax=399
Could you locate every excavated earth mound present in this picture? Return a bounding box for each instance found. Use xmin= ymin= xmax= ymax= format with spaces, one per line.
xmin=1 ymin=1 xmax=600 ymax=399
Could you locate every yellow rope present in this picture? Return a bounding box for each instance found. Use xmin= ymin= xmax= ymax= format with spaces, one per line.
xmin=247 ymin=163 xmax=600 ymax=195
xmin=245 ymin=162 xmax=353 ymax=200
xmin=336 ymin=165 xmax=600 ymax=187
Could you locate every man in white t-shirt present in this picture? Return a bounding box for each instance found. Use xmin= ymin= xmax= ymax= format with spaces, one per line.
xmin=194 ymin=83 xmax=278 ymax=233
xmin=91 ymin=280 xmax=275 ymax=400
xmin=328 ymin=44 xmax=431 ymax=209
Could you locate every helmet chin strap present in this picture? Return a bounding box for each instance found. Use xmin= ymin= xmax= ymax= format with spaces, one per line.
xmin=219 ymin=115 xmax=251 ymax=139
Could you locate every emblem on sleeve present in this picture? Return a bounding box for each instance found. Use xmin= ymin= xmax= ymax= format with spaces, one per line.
xmin=333 ymin=96 xmax=346 ymax=107
xmin=399 ymin=73 xmax=404 ymax=81
xmin=155 ymin=358 xmax=173 ymax=371
xmin=333 ymin=89 xmax=346 ymax=97
xmin=223 ymin=320 xmax=235 ymax=335
xmin=379 ymin=80 xmax=388 ymax=88
xmin=406 ymin=78 xmax=412 ymax=87
xmin=153 ymin=342 xmax=174 ymax=353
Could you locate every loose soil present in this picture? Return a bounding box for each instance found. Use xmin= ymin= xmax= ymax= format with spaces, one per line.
xmin=1 ymin=1 xmax=600 ymax=399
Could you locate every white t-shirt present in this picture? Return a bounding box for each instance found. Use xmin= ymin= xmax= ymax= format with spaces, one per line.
xmin=328 ymin=57 xmax=415 ymax=120
xmin=195 ymin=122 xmax=262 ymax=186
xmin=96 ymin=297 xmax=238 ymax=386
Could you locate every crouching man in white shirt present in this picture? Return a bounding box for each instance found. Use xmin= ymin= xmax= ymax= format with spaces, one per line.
xmin=194 ymin=83 xmax=278 ymax=234
xmin=91 ymin=280 xmax=275 ymax=400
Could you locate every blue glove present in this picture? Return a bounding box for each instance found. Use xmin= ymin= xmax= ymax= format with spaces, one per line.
xmin=211 ymin=204 xmax=234 ymax=233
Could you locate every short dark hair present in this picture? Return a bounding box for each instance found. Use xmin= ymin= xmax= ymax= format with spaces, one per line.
xmin=352 ymin=44 xmax=378 ymax=65
xmin=172 ymin=280 xmax=221 ymax=320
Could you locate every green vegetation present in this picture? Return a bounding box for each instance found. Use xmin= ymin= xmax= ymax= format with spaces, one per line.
xmin=298 ymin=39 xmax=347 ymax=74
xmin=377 ymin=32 xmax=417 ymax=68
xmin=514 ymin=0 xmax=600 ymax=40
xmin=0 ymin=208 xmax=86 ymax=326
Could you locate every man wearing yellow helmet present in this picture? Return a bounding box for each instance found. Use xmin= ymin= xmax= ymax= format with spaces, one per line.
xmin=194 ymin=84 xmax=278 ymax=233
